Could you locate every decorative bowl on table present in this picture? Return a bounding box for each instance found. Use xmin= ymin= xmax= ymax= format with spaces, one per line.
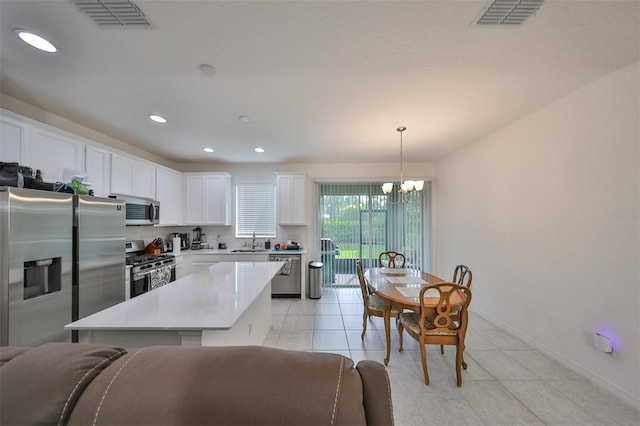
xmin=380 ymin=267 xmax=410 ymax=275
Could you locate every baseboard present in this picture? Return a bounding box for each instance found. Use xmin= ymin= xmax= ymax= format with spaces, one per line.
xmin=470 ymin=308 xmax=640 ymax=409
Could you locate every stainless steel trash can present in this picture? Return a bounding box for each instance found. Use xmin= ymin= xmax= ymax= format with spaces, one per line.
xmin=308 ymin=261 xmax=323 ymax=299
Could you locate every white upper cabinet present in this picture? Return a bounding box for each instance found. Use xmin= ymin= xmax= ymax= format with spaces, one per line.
xmin=0 ymin=114 xmax=29 ymax=164
xmin=156 ymin=167 xmax=184 ymax=226
xmin=276 ymin=173 xmax=306 ymax=225
xmin=85 ymin=145 xmax=111 ymax=198
xmin=185 ymin=173 xmax=231 ymax=225
xmin=110 ymin=153 xmax=155 ymax=199
xmin=30 ymin=127 xmax=84 ymax=183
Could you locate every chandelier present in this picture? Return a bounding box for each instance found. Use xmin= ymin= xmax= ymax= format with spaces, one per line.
xmin=382 ymin=126 xmax=424 ymax=204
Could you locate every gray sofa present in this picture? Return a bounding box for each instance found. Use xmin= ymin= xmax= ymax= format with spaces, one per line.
xmin=1 ymin=343 xmax=393 ymax=426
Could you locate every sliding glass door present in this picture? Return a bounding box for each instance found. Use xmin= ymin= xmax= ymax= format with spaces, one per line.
xmin=318 ymin=182 xmax=429 ymax=287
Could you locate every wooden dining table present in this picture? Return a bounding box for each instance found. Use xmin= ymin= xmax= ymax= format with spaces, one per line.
xmin=364 ymin=267 xmax=464 ymax=366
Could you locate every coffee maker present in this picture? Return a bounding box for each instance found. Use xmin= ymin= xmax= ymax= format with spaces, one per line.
xmin=179 ymin=233 xmax=190 ymax=250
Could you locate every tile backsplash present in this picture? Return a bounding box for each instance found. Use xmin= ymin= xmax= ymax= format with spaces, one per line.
xmin=125 ymin=225 xmax=309 ymax=252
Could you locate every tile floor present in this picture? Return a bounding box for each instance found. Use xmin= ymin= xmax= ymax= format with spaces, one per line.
xmin=265 ymin=287 xmax=640 ymax=426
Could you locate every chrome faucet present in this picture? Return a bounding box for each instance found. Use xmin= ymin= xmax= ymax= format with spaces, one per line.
xmin=252 ymin=232 xmax=257 ymax=249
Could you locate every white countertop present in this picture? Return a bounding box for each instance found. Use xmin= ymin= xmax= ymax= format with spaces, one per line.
xmin=175 ymin=248 xmax=307 ymax=255
xmin=66 ymin=261 xmax=284 ymax=331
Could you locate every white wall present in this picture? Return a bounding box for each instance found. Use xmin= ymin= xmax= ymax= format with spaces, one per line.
xmin=435 ymin=61 xmax=639 ymax=405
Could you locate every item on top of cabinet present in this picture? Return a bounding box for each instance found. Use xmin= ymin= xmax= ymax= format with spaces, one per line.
xmin=0 ymin=161 xmax=32 ymax=189
xmin=218 ymin=243 xmax=227 ymax=250
xmin=68 ymin=177 xmax=91 ymax=195
xmin=265 ymin=239 xmax=271 ymax=249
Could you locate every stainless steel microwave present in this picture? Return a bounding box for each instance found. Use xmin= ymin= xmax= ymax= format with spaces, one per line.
xmin=112 ymin=195 xmax=159 ymax=225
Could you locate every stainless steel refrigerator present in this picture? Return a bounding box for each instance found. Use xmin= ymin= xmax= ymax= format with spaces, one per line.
xmin=1 ymin=187 xmax=126 ymax=346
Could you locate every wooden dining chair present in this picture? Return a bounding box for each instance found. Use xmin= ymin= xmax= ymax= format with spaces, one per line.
xmin=356 ymin=261 xmax=401 ymax=340
xmin=378 ymin=251 xmax=406 ymax=268
xmin=453 ymin=264 xmax=472 ymax=288
xmin=398 ymin=283 xmax=472 ymax=386
xmin=440 ymin=264 xmax=473 ymax=355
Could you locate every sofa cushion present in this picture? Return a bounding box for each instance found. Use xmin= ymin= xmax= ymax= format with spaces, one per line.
xmin=0 ymin=346 xmax=30 ymax=367
xmin=0 ymin=342 xmax=127 ymax=426
xmin=68 ymin=345 xmax=370 ymax=426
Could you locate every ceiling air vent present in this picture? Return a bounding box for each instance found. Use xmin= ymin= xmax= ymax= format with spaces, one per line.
xmin=72 ymin=0 xmax=152 ymax=27
xmin=475 ymin=0 xmax=544 ymax=25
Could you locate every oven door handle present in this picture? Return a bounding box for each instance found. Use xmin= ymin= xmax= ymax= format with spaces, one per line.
xmin=133 ymin=265 xmax=175 ymax=281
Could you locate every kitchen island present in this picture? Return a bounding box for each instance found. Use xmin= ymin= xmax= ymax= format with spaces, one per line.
xmin=66 ymin=261 xmax=283 ymax=349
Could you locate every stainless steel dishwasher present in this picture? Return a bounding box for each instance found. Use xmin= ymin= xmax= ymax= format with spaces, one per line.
xmin=269 ymin=254 xmax=301 ymax=298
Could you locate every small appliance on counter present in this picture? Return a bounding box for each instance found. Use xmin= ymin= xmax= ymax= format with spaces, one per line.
xmin=179 ymin=233 xmax=190 ymax=250
xmin=275 ymin=241 xmax=301 ymax=250
xmin=191 ymin=227 xmax=203 ymax=250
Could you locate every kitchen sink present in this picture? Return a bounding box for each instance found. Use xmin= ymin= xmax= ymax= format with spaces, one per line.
xmin=230 ymin=249 xmax=270 ymax=252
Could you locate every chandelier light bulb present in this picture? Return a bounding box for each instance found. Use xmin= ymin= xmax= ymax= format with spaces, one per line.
xmin=382 ymin=126 xmax=424 ymax=204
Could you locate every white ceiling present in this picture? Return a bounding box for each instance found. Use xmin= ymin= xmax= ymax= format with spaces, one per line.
xmin=1 ymin=0 xmax=638 ymax=164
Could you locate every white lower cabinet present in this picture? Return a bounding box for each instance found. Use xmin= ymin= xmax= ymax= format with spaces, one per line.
xmin=181 ymin=253 xmax=270 ymax=276
xmin=174 ymin=255 xmax=185 ymax=280
xmin=182 ymin=254 xmax=223 ymax=276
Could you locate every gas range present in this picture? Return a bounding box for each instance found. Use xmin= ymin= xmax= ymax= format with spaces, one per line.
xmin=125 ymin=240 xmax=176 ymax=274
xmin=127 ymin=253 xmax=176 ymax=272
xmin=125 ymin=240 xmax=177 ymax=298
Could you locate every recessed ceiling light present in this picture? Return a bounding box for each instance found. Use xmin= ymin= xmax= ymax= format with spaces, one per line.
xmin=239 ymin=115 xmax=250 ymax=123
xmin=198 ymin=63 xmax=216 ymax=76
xmin=15 ymin=29 xmax=58 ymax=53
xmin=254 ymin=147 xmax=265 ymax=153
xmin=203 ymin=147 xmax=214 ymax=153
xmin=148 ymin=114 xmax=167 ymax=124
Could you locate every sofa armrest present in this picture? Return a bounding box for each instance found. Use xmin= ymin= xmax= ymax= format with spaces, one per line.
xmin=0 ymin=343 xmax=127 ymax=426
xmin=357 ymin=360 xmax=394 ymax=426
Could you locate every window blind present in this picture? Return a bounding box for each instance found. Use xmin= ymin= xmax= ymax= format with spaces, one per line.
xmin=235 ymin=184 xmax=276 ymax=238
xmin=318 ymin=182 xmax=428 ymax=286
